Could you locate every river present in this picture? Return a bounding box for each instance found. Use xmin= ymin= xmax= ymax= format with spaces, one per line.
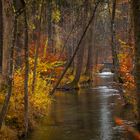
xmin=28 ymin=72 xmax=135 ymax=140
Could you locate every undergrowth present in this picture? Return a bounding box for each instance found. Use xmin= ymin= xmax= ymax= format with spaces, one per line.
xmin=0 ymin=56 xmax=65 ymax=139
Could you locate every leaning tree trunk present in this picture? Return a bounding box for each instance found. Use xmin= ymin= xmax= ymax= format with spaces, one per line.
xmin=49 ymin=1 xmax=100 ymax=95
xmin=131 ymin=0 xmax=140 ymax=126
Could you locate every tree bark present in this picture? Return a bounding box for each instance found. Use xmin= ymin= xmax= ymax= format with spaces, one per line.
xmin=47 ymin=0 xmax=53 ymax=52
xmin=0 ymin=0 xmax=3 ymax=73
xmin=131 ymin=0 xmax=140 ymax=126
xmin=111 ymin=0 xmax=119 ymax=75
xmin=0 ymin=12 xmax=17 ymax=129
xmin=0 ymin=0 xmax=3 ymax=88
xmin=23 ymin=5 xmax=29 ymax=137
xmin=2 ymin=0 xmax=13 ymax=84
xmin=32 ymin=1 xmax=43 ymax=94
xmin=85 ymin=25 xmax=94 ymax=78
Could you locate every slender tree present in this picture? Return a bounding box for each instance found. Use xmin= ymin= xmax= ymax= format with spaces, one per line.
xmin=0 ymin=0 xmax=3 ymax=73
xmin=110 ymin=0 xmax=119 ymax=76
xmin=32 ymin=0 xmax=43 ymax=94
xmin=47 ymin=0 xmax=53 ymax=52
xmin=0 ymin=3 xmax=17 ymax=128
xmin=23 ymin=3 xmax=29 ymax=137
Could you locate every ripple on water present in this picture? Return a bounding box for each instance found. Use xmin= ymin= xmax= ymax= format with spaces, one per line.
xmin=92 ymin=86 xmax=119 ymax=94
xmin=97 ymin=72 xmax=114 ymax=78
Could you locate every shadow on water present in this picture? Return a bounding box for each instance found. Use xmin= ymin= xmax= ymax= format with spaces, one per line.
xmin=28 ymin=72 xmax=135 ymax=140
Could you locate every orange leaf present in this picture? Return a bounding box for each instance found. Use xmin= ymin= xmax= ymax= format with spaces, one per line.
xmin=114 ymin=117 xmax=124 ymax=126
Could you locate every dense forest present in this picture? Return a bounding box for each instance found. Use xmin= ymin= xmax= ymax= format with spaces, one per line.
xmin=0 ymin=0 xmax=140 ymax=140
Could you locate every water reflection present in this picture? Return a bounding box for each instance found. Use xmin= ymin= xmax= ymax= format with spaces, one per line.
xmin=100 ymin=96 xmax=112 ymax=140
xmin=28 ymin=73 xmax=134 ymax=140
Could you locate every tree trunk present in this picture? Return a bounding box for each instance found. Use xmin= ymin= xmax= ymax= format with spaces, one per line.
xmin=0 ymin=0 xmax=3 ymax=88
xmin=47 ymin=0 xmax=53 ymax=52
xmin=2 ymin=0 xmax=13 ymax=84
xmin=0 ymin=13 xmax=17 ymax=129
xmin=70 ymin=0 xmax=89 ymax=87
xmin=0 ymin=0 xmax=3 ymax=73
xmin=131 ymin=0 xmax=140 ymax=126
xmin=15 ymin=18 xmax=24 ymax=69
xmin=23 ymin=6 xmax=29 ymax=137
xmin=32 ymin=1 xmax=43 ymax=94
xmin=111 ymin=0 xmax=119 ymax=75
xmin=85 ymin=25 xmax=94 ymax=78
xmin=95 ymin=45 xmax=99 ymax=72
xmin=32 ymin=0 xmax=37 ymax=41
xmin=72 ymin=39 xmax=85 ymax=87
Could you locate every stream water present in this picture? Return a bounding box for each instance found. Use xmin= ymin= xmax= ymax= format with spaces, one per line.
xmin=28 ymin=72 xmax=135 ymax=140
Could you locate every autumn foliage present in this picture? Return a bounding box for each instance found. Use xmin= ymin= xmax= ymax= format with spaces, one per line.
xmin=118 ymin=40 xmax=135 ymax=89
xmin=115 ymin=117 xmax=140 ymax=140
xmin=0 ymin=38 xmax=66 ymax=138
